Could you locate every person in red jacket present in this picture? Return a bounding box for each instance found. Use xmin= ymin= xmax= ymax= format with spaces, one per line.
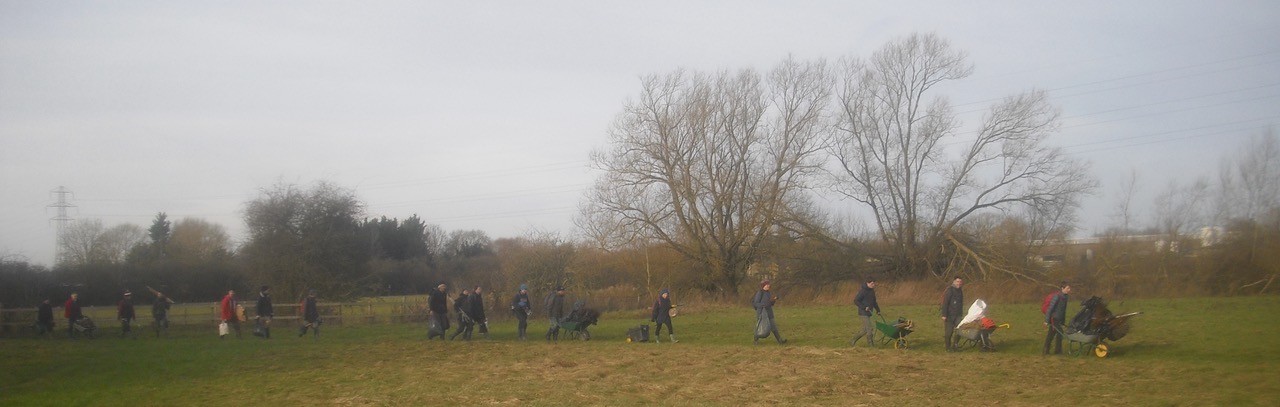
xmin=220 ymin=289 xmax=241 ymax=339
xmin=64 ymin=292 xmax=83 ymax=339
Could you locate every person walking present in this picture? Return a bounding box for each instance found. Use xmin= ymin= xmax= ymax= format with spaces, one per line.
xmin=36 ymin=299 xmax=55 ymax=336
xmin=298 ymin=289 xmax=321 ymax=338
xmin=1043 ymin=282 xmax=1072 ymax=355
xmin=752 ymin=280 xmax=786 ymax=345
xmin=470 ymin=286 xmax=489 ymax=339
xmin=118 ymin=291 xmax=137 ymax=339
xmin=850 ymin=278 xmax=881 ymax=347
xmin=511 ymin=284 xmax=532 ymax=340
xmin=148 ymin=287 xmax=174 ymax=338
xmin=651 ymin=289 xmax=677 ymax=343
xmin=64 ymin=292 xmax=83 ymax=339
xmin=450 ymin=288 xmax=474 ymax=341
xmin=220 ymin=289 xmax=241 ymax=339
xmin=427 ymin=283 xmax=450 ymax=340
xmin=941 ymin=277 xmax=965 ymax=351
xmin=545 ymin=286 xmax=566 ymax=342
xmin=255 ymin=286 xmax=273 ymax=339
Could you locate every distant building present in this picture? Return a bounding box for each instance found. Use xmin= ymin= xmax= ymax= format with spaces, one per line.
xmin=1031 ymin=227 xmax=1224 ymax=267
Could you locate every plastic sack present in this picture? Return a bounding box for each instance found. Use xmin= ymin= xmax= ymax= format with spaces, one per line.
xmin=218 ymin=321 xmax=230 ymax=336
xmin=428 ymin=317 xmax=444 ymax=336
xmin=956 ymin=299 xmax=987 ymax=329
xmin=754 ymin=312 xmax=771 ymax=337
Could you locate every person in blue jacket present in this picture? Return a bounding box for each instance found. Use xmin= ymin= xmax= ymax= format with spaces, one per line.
xmin=511 ymin=284 xmax=531 ymax=340
xmin=850 ymin=278 xmax=881 ymax=347
xmin=1043 ymin=282 xmax=1071 ymax=355
xmin=752 ymin=280 xmax=786 ymax=345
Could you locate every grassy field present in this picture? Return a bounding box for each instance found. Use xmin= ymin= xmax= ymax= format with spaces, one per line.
xmin=2 ymin=296 xmax=1277 ymax=406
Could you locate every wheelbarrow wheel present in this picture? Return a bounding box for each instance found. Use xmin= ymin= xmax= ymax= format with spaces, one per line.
xmin=893 ymin=338 xmax=907 ymax=350
xmin=1094 ymin=343 xmax=1109 ymax=358
xmin=1067 ymin=340 xmax=1083 ymax=356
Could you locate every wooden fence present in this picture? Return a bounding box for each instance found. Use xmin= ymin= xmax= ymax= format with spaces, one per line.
xmin=0 ymin=298 xmax=437 ymax=334
xmin=1 ymin=292 xmax=651 ymax=335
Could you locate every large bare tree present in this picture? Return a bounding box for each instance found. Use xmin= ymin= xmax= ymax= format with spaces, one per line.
xmin=829 ymin=33 xmax=1096 ymax=278
xmin=583 ymin=57 xmax=831 ymax=294
xmin=58 ymin=219 xmax=145 ymax=266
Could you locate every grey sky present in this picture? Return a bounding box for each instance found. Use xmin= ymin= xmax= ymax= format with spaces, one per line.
xmin=3 ymin=1 xmax=1279 ymax=266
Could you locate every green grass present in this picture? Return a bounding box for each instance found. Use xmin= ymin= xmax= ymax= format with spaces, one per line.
xmin=2 ymin=296 xmax=1278 ymax=406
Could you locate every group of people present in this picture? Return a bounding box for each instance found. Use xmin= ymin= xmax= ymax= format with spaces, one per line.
xmin=425 ymin=283 xmax=593 ymax=343
xmin=37 ymin=288 xmax=174 ymax=339
xmin=841 ymin=276 xmax=1076 ymax=354
xmin=217 ymin=286 xmax=322 ymax=340
xmin=425 ymin=283 xmax=491 ymax=341
xmin=34 ymin=277 xmax=1075 ymax=354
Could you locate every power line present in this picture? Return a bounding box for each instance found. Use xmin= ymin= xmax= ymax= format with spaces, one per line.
xmin=953 ymin=50 xmax=1280 ymax=113
xmin=1064 ymin=123 xmax=1269 ymax=155
xmin=1059 ymin=116 xmax=1278 ymax=151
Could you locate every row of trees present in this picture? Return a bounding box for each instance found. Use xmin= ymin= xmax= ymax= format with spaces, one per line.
xmin=581 ymin=33 xmax=1096 ymax=294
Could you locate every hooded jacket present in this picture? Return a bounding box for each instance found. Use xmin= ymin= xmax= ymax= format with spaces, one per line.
xmin=428 ymin=289 xmax=449 ymax=314
xmin=256 ymin=292 xmax=273 ymax=318
xmin=651 ymin=290 xmax=673 ymax=323
xmin=468 ymin=291 xmax=486 ymax=322
xmin=854 ymin=284 xmax=880 ymax=317
xmin=301 ymin=296 xmax=320 ymax=322
xmin=752 ymin=288 xmax=775 ymax=319
xmin=941 ymin=285 xmax=964 ymax=319
xmin=511 ymin=292 xmax=531 ymax=314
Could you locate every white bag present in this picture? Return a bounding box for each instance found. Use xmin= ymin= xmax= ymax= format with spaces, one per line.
xmin=218 ymin=321 xmax=230 ymax=336
xmin=957 ymin=299 xmax=987 ymax=329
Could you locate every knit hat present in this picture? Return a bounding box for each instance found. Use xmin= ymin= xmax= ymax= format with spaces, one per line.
xmin=519 ymin=284 xmax=528 ymax=291
xmin=659 ymin=288 xmax=670 ymax=295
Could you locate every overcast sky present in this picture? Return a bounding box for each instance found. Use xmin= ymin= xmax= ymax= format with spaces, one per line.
xmin=3 ymin=1 xmax=1279 ymax=266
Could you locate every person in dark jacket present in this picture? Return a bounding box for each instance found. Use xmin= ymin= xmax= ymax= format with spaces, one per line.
xmin=545 ymin=286 xmax=566 ymax=342
xmin=450 ymin=288 xmax=474 ymax=341
xmin=255 ymin=285 xmax=273 ymax=339
xmin=850 ymin=278 xmax=881 ymax=347
xmin=298 ymin=289 xmax=320 ymax=338
xmin=941 ymin=277 xmax=965 ymax=351
xmin=469 ymin=286 xmax=488 ymax=339
xmin=65 ymin=292 xmax=83 ymax=338
xmin=151 ymin=291 xmax=173 ymax=338
xmin=511 ymin=284 xmax=532 ymax=340
xmin=1043 ymin=282 xmax=1072 ymax=355
xmin=118 ymin=291 xmax=137 ymax=339
xmin=36 ymin=299 xmax=55 ymax=336
xmin=651 ymin=288 xmax=677 ymax=343
xmin=752 ymin=280 xmax=786 ymax=345
xmin=427 ymin=283 xmax=450 ymax=340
